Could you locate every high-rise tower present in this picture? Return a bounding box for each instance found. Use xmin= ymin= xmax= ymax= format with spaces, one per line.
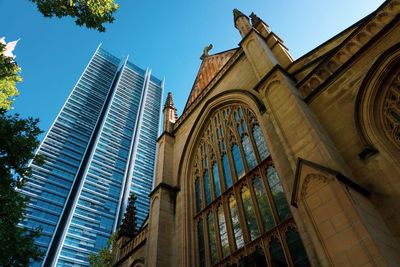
xmin=19 ymin=46 xmax=163 ymax=266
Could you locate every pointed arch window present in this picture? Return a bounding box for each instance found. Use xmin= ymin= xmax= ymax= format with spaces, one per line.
xmin=192 ymin=104 xmax=309 ymax=266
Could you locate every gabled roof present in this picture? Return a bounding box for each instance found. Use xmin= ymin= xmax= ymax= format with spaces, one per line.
xmin=184 ymin=48 xmax=238 ymax=111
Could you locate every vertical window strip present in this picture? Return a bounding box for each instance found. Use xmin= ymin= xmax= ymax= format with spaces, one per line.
xmin=222 ymin=154 xmax=233 ymax=189
xmin=253 ymin=176 xmax=275 ymax=231
xmin=207 ymin=212 xmax=218 ymax=265
xmin=212 ymin=163 xmax=221 ymax=197
xmin=232 ymin=145 xmax=244 ymax=178
xmin=253 ymin=125 xmax=270 ymax=160
xmin=242 ymin=135 xmax=257 ymax=170
xmin=229 ymin=195 xmax=244 ymax=249
xmin=217 ymin=205 xmax=230 ymax=258
xmin=286 ymin=229 xmax=311 ymax=267
xmin=197 ymin=219 xmax=206 ymax=267
xmin=195 ymin=176 xmax=202 ymax=213
xmin=204 ymin=170 xmax=212 ymax=206
xmin=266 ymin=166 xmax=291 ymax=222
xmin=240 ymin=186 xmax=260 ymax=240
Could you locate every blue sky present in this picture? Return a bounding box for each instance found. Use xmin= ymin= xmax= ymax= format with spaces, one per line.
xmin=1 ymin=0 xmax=384 ymax=140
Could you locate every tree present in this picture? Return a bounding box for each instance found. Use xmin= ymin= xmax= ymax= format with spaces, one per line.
xmin=0 ymin=41 xmax=20 ymax=110
xmin=88 ymin=233 xmax=117 ymax=267
xmin=0 ymin=111 xmax=45 ymax=266
xmin=30 ymin=0 xmax=119 ymax=32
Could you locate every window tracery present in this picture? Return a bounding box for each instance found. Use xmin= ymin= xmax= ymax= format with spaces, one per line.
xmin=383 ymin=69 xmax=400 ymax=147
xmin=193 ymin=104 xmax=309 ymax=266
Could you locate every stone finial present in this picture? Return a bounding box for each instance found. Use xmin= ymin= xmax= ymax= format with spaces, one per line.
xmin=164 ymin=92 xmax=175 ymax=109
xmin=233 ymin=8 xmax=247 ymax=22
xmin=119 ymin=194 xmax=137 ymax=238
xmin=233 ymin=9 xmax=251 ymax=38
xmin=250 ymin=12 xmax=264 ymax=27
xmin=200 ymin=44 xmax=213 ymax=60
xmin=250 ymin=12 xmax=270 ymax=37
xmin=163 ymin=92 xmax=178 ymax=132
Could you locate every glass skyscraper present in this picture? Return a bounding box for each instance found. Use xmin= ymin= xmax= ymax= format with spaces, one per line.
xmin=19 ymin=46 xmax=163 ymax=266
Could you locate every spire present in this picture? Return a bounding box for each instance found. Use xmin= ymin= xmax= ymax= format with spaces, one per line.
xmin=163 ymin=92 xmax=178 ymax=133
xmin=233 ymin=8 xmax=247 ymax=22
xmin=233 ymin=9 xmax=251 ymax=38
xmin=119 ymin=194 xmax=137 ymax=238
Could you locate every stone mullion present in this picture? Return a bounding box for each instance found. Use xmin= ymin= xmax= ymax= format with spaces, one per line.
xmin=212 ymin=112 xmax=227 ymax=192
xmin=248 ymin=175 xmax=265 ymax=235
xmin=259 ymin=164 xmax=280 ymax=226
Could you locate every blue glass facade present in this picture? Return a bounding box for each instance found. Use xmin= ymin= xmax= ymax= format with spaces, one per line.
xmin=19 ymin=46 xmax=163 ymax=266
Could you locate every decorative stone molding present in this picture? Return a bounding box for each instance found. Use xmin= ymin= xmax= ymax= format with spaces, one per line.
xmin=298 ymin=0 xmax=400 ymax=99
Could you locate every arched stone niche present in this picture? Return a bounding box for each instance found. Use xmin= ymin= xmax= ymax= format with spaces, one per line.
xmin=291 ymin=158 xmax=400 ymax=266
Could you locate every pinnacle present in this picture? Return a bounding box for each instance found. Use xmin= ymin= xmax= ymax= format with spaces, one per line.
xmin=233 ymin=8 xmax=248 ymax=22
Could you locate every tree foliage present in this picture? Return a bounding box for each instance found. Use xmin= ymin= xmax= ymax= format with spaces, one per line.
xmin=88 ymin=233 xmax=117 ymax=267
xmin=0 ymin=111 xmax=45 ymax=266
xmin=30 ymin=0 xmax=119 ymax=32
xmin=0 ymin=42 xmax=20 ymax=110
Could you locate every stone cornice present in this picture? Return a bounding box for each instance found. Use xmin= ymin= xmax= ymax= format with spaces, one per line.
xmin=297 ymin=0 xmax=400 ymax=101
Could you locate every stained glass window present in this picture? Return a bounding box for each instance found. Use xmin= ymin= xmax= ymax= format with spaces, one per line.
xmin=193 ymin=104 xmax=309 ymax=266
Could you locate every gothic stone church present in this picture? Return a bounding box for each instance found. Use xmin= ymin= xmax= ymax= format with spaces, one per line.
xmin=113 ymin=1 xmax=400 ymax=266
